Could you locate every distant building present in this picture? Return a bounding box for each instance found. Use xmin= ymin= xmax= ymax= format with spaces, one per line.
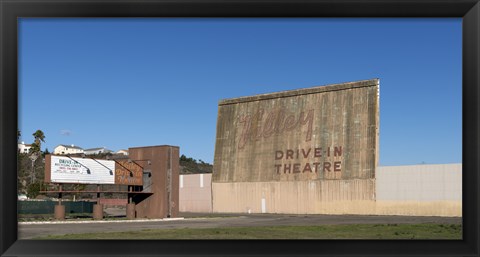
xmin=84 ymin=147 xmax=112 ymax=155
xmin=53 ymin=144 xmax=84 ymax=155
xmin=115 ymin=149 xmax=129 ymax=156
xmin=17 ymin=142 xmax=32 ymax=154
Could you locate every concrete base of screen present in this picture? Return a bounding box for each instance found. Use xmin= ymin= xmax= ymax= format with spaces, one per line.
xmin=212 ymin=181 xmax=462 ymax=217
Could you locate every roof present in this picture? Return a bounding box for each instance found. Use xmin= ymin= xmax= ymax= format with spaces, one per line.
xmin=84 ymin=147 xmax=107 ymax=151
xmin=57 ymin=144 xmax=83 ymax=150
xmin=129 ymin=145 xmax=179 ymax=149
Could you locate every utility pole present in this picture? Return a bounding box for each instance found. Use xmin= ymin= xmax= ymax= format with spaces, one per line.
xmin=29 ymin=153 xmax=38 ymax=184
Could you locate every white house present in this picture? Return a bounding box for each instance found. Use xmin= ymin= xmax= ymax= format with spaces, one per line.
xmin=115 ymin=149 xmax=129 ymax=156
xmin=17 ymin=142 xmax=32 ymax=154
xmin=84 ymin=147 xmax=112 ymax=155
xmin=53 ymin=144 xmax=84 ymax=155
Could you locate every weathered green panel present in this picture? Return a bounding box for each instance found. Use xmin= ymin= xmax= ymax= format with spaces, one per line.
xmin=213 ymin=79 xmax=379 ymax=183
xmin=18 ymin=200 xmax=94 ymax=214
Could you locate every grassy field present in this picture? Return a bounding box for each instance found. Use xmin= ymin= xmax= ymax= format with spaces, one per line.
xmin=36 ymin=224 xmax=462 ymax=240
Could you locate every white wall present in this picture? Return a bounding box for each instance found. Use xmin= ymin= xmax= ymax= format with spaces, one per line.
xmin=373 ymin=163 xmax=462 ymax=216
xmin=18 ymin=143 xmax=31 ymax=153
xmin=376 ymin=164 xmax=462 ymax=201
xmin=84 ymin=148 xmax=107 ymax=155
xmin=53 ymin=145 xmax=84 ymax=155
xmin=179 ymin=174 xmax=212 ymax=213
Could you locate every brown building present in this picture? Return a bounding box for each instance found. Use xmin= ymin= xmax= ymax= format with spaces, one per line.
xmin=212 ymin=79 xmax=379 ymax=214
xmin=129 ymin=145 xmax=180 ymax=218
xmin=43 ymin=145 xmax=180 ymax=219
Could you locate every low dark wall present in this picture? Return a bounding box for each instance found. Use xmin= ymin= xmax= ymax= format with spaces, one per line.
xmin=18 ymin=200 xmax=94 ymax=214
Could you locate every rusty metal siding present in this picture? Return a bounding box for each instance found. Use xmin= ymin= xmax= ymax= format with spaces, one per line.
xmin=179 ymin=174 xmax=212 ymax=213
xmin=44 ymin=154 xmax=52 ymax=183
xmin=114 ymin=160 xmax=143 ymax=185
xmin=213 ymin=79 xmax=379 ymax=183
xmin=129 ymin=145 xmax=179 ymax=218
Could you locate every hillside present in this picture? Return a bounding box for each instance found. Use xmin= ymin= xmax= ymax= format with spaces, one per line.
xmin=179 ymin=154 xmax=212 ymax=174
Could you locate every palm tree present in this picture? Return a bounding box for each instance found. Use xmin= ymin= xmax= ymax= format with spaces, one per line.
xmin=32 ymin=130 xmax=45 ymax=150
xmin=29 ymin=129 xmax=45 ymax=185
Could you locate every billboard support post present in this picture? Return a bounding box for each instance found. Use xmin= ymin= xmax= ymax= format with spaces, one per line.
xmin=58 ymin=184 xmax=62 ymax=205
xmin=54 ymin=204 xmax=65 ymax=220
xmin=93 ymin=184 xmax=103 ymax=220
xmin=96 ymin=184 xmax=100 ymax=204
xmin=54 ymin=184 xmax=65 ymax=220
xmin=92 ymin=204 xmax=103 ymax=220
xmin=126 ymin=203 xmax=136 ymax=219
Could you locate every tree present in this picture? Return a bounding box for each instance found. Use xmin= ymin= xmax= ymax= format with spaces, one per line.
xmin=17 ymin=130 xmax=21 ymax=141
xmin=32 ymin=130 xmax=45 ymax=150
xmin=29 ymin=142 xmax=40 ymax=154
xmin=28 ymin=130 xmax=46 ymax=184
xmin=17 ymin=152 xmax=28 ymax=194
xmin=43 ymin=148 xmax=50 ymax=158
xmin=26 ymin=182 xmax=42 ymax=199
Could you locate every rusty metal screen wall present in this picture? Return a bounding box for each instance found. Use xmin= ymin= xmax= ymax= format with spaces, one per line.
xmin=213 ymin=79 xmax=379 ymax=183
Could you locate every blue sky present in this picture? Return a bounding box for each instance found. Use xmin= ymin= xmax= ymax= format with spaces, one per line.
xmin=18 ymin=18 xmax=462 ymax=166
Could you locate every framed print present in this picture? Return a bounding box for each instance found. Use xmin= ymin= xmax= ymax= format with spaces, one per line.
xmin=1 ymin=0 xmax=479 ymax=256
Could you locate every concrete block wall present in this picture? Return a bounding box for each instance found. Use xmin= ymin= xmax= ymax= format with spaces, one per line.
xmin=376 ymin=164 xmax=461 ymax=201
xmin=375 ymin=164 xmax=462 ymax=216
xmin=179 ymin=174 xmax=212 ymax=213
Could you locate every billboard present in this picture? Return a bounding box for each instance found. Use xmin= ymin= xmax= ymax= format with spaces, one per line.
xmin=45 ymin=155 xmax=143 ymax=185
xmin=213 ymin=79 xmax=379 ymax=183
xmin=114 ymin=160 xmax=143 ymax=185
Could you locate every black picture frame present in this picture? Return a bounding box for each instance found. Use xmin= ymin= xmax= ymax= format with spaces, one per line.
xmin=1 ymin=0 xmax=478 ymax=256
